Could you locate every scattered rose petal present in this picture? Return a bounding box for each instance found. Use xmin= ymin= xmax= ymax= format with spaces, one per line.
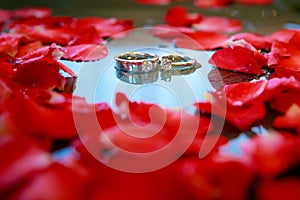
xmin=164 ymin=6 xmax=203 ymax=27
xmin=0 ymin=33 xmax=24 ymax=57
xmin=76 ymin=17 xmax=134 ymax=39
xmin=13 ymin=7 xmax=52 ymax=18
xmin=194 ymin=0 xmax=234 ymax=8
xmin=0 ymin=9 xmax=13 ymax=23
xmin=270 ymin=29 xmax=300 ymax=43
xmin=230 ymin=32 xmax=273 ymax=50
xmin=269 ymin=68 xmax=300 ymax=82
xmin=60 ymin=44 xmax=108 ymax=61
xmin=193 ymin=16 xmax=241 ymax=33
xmin=67 ymin=26 xmax=104 ymax=46
xmin=0 ymin=53 xmax=14 ymax=79
xmin=176 ymin=31 xmax=229 ymax=50
xmin=241 ymin=133 xmax=300 ymax=177
xmin=209 ymin=45 xmax=267 ymax=74
xmin=223 ymin=79 xmax=267 ymax=107
xmin=135 ymin=0 xmax=171 ymax=5
xmin=257 ymin=178 xmax=300 ymax=200
xmin=11 ymin=163 xmax=85 ymax=200
xmin=273 ymin=104 xmax=300 ymax=133
xmin=150 ymin=25 xmax=195 ymax=40
xmin=267 ymin=41 xmax=300 ymax=72
xmin=16 ymin=41 xmax=44 ymax=57
xmin=236 ymin=0 xmax=273 ymax=5
xmin=10 ymin=24 xmax=73 ymax=45
xmin=0 ymin=135 xmax=51 ymax=194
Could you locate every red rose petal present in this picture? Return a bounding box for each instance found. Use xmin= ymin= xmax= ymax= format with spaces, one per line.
xmin=0 ymin=9 xmax=13 ymax=23
xmin=8 ymin=93 xmax=77 ymax=139
xmin=273 ymin=104 xmax=300 ymax=133
xmin=209 ymin=45 xmax=266 ymax=74
xmin=14 ymin=45 xmax=69 ymax=89
xmin=230 ymin=32 xmax=273 ymax=50
xmin=178 ymin=158 xmax=253 ymax=200
xmin=14 ymin=60 xmax=65 ymax=89
xmin=241 ymin=133 xmax=300 ymax=177
xmin=0 ymin=53 xmax=14 ymax=79
xmin=150 ymin=25 xmax=195 ymax=41
xmin=261 ymin=77 xmax=300 ymax=102
xmin=271 ymin=29 xmax=300 ymax=43
xmin=10 ymin=24 xmax=73 ymax=45
xmin=13 ymin=7 xmax=52 ymax=18
xmin=8 ymin=16 xmax=74 ymax=29
xmin=224 ymin=79 xmax=267 ymax=107
xmin=267 ymin=41 xmax=300 ymax=72
xmin=257 ymin=178 xmax=300 ymax=200
xmin=193 ymin=16 xmax=241 ymax=33
xmin=288 ymin=31 xmax=300 ymax=48
xmin=16 ymin=41 xmax=44 ymax=57
xmin=76 ymin=17 xmax=134 ymax=39
xmin=195 ymin=79 xmax=271 ymax=131
xmin=196 ymin=99 xmax=266 ymax=131
xmin=11 ymin=163 xmax=85 ymax=200
xmin=100 ymin=124 xmax=172 ymax=153
xmin=135 ymin=0 xmax=171 ymax=5
xmin=194 ymin=0 xmax=234 ymax=8
xmin=164 ymin=6 xmax=203 ymax=27
xmin=269 ymin=89 xmax=300 ymax=113
xmin=269 ymin=68 xmax=300 ymax=82
xmin=176 ymin=31 xmax=229 ymax=50
xmin=226 ymin=102 xmax=266 ymax=131
xmin=75 ymin=17 xmax=107 ymax=27
xmin=67 ymin=26 xmax=104 ymax=46
xmin=60 ymin=44 xmax=108 ymax=61
xmin=164 ymin=6 xmax=189 ymax=27
xmin=0 ymin=33 xmax=25 ymax=57
xmin=195 ymin=100 xmax=266 ymax=131
xmin=0 ymin=136 xmax=50 ymax=194
xmin=236 ymin=0 xmax=273 ymax=5
xmin=17 ymin=44 xmax=76 ymax=77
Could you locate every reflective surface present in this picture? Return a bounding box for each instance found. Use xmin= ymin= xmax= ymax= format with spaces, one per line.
xmin=62 ymin=28 xmax=217 ymax=112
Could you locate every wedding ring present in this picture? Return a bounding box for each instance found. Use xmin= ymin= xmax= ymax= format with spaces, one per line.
xmin=114 ymin=52 xmax=160 ymax=74
xmin=159 ymin=54 xmax=201 ymax=71
xmin=115 ymin=70 xmax=159 ymax=85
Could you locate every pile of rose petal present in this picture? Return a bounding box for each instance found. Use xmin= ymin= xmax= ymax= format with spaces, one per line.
xmin=0 ymin=7 xmax=133 ymax=62
xmin=136 ymin=0 xmax=272 ymax=8
xmin=152 ymin=6 xmax=300 ymax=77
xmin=1 ymin=6 xmax=300 ymax=200
xmin=151 ymin=6 xmax=242 ymax=50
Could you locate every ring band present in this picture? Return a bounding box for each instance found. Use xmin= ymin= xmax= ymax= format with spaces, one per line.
xmin=160 ymin=54 xmax=200 ymax=71
xmin=114 ymin=52 xmax=159 ymax=74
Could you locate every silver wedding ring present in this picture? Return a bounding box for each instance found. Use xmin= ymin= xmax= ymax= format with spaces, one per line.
xmin=114 ymin=52 xmax=160 ymax=74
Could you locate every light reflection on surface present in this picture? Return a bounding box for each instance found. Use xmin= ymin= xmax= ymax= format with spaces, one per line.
xmin=62 ymin=28 xmax=217 ymax=111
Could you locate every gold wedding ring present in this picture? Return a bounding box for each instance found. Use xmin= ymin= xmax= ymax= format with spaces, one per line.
xmin=160 ymin=54 xmax=201 ymax=71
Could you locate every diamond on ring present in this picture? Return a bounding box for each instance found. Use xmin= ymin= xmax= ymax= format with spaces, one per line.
xmin=159 ymin=54 xmax=201 ymax=71
xmin=160 ymin=59 xmax=172 ymax=71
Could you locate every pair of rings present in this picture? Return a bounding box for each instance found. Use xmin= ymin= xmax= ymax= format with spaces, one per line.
xmin=116 ymin=65 xmax=198 ymax=84
xmin=114 ymin=52 xmax=200 ymax=74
